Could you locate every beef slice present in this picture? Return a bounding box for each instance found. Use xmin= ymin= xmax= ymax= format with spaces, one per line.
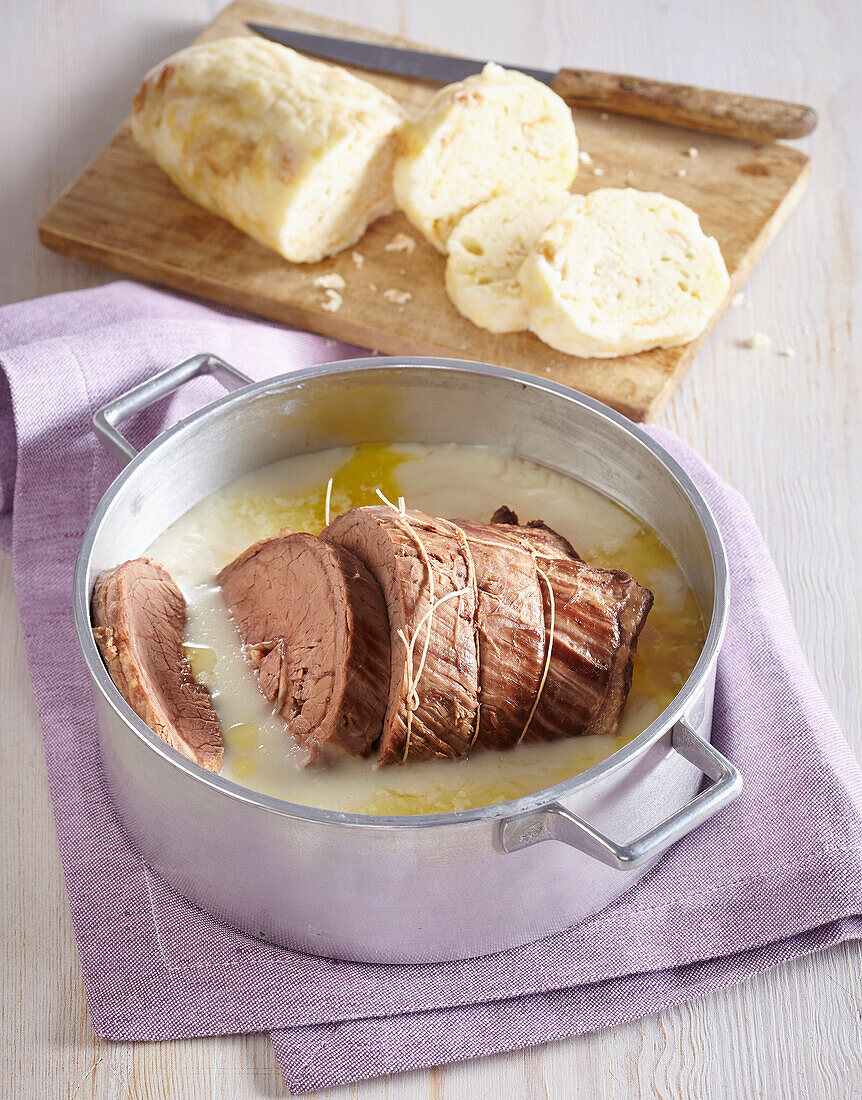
xmin=218 ymin=532 xmax=390 ymax=764
xmin=323 ymin=506 xmax=480 ymax=765
xmin=92 ymin=558 xmax=224 ymax=772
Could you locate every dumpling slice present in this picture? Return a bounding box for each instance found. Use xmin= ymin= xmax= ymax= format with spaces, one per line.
xmin=519 ymin=188 xmax=730 ymax=357
xmin=393 ymin=63 xmax=578 ymax=252
xmin=445 ymin=187 xmax=575 ymax=333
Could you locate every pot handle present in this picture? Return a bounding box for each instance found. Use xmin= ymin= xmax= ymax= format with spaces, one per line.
xmin=499 ymin=719 xmax=741 ymax=870
xmin=93 ymin=353 xmax=252 ymax=467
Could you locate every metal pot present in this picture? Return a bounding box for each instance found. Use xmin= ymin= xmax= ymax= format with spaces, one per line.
xmin=74 ymin=354 xmax=740 ymax=964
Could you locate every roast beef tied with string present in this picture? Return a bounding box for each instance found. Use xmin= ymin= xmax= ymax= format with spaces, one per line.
xmin=92 ymin=505 xmax=653 ymax=770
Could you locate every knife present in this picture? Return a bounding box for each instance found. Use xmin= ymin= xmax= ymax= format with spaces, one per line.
xmin=247 ymin=22 xmax=816 ymax=144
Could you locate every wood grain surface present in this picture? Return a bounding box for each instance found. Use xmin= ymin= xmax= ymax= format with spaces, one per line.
xmin=550 ymin=69 xmax=818 ymax=143
xmin=2 ymin=0 xmax=861 ymax=1098
xmin=36 ymin=0 xmax=812 ymax=422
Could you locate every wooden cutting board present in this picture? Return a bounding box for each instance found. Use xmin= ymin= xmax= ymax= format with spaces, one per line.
xmin=38 ymin=0 xmax=811 ymax=421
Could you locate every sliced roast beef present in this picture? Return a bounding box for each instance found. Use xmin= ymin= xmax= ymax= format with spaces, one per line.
xmin=322 ymin=506 xmax=480 ymax=765
xmin=218 ymin=533 xmax=390 ymax=764
xmin=489 ymin=508 xmax=653 ymax=740
xmin=92 ymin=558 xmax=224 ymax=772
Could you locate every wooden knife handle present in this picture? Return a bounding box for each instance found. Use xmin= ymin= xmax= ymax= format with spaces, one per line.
xmin=552 ymin=69 xmax=817 ymax=143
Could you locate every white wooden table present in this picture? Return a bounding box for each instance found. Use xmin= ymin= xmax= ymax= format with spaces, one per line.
xmin=2 ymin=1 xmax=860 ymax=1096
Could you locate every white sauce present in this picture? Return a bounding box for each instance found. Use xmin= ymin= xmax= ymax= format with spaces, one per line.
xmin=147 ymin=444 xmax=704 ymax=814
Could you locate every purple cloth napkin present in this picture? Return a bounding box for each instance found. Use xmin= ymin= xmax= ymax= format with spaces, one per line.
xmin=2 ymin=282 xmax=861 ymax=1093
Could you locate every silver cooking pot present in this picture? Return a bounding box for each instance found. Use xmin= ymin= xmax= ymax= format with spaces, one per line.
xmin=74 ymin=354 xmax=740 ymax=964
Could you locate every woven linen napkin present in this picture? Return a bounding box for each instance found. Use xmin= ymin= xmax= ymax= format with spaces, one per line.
xmin=2 ymin=281 xmax=860 ymax=1094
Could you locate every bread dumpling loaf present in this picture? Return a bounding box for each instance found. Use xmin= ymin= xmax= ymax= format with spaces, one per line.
xmin=131 ymin=37 xmax=407 ymax=264
xmin=519 ymin=189 xmax=730 ymax=357
xmin=445 ymin=186 xmax=575 ymax=333
xmin=393 ymin=63 xmax=578 ymax=253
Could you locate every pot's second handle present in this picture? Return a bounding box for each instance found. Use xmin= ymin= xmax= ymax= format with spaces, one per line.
xmin=93 ymin=353 xmax=252 ymax=467
xmin=500 ymin=719 xmax=741 ymax=870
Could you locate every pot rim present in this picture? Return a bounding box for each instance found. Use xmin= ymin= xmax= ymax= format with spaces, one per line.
xmin=74 ymin=356 xmax=729 ymax=830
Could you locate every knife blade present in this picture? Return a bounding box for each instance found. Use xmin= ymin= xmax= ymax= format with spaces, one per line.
xmin=246 ymin=22 xmax=817 ymax=143
xmin=246 ymin=23 xmax=553 ymax=86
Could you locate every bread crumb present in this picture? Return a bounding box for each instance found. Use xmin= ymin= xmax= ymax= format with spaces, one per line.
xmin=780 ymin=347 xmax=796 ymax=357
xmin=313 ymin=273 xmax=346 ymax=290
xmin=351 ymin=251 xmax=365 ymax=268
xmin=732 ymin=291 xmax=745 ymax=307
xmin=368 ymin=282 xmax=378 ymax=292
xmin=592 ymin=167 xmax=605 ymax=176
xmin=578 ymin=150 xmax=593 ymax=165
xmin=626 ymin=169 xmax=634 ymax=179
xmin=745 ymin=332 xmax=771 ymax=349
xmin=383 ymin=288 xmax=412 ymax=305
xmin=600 ymin=112 xmax=609 ymax=120
xmin=686 ymin=146 xmax=699 ymax=157
xmin=321 ymin=289 xmax=343 ymax=313
xmin=385 ymin=232 xmax=417 ymax=254
xmin=677 ymin=167 xmax=687 ymax=177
